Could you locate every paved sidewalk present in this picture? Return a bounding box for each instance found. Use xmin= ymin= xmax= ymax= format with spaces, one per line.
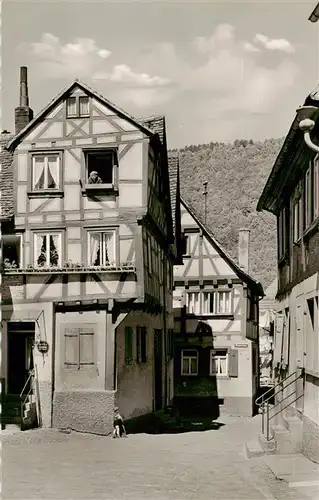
xmin=1 ymin=415 xmax=310 ymax=500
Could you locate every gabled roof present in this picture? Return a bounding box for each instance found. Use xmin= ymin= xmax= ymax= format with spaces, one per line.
xmin=168 ymin=153 xmax=179 ymax=231
xmin=0 ymin=133 xmax=14 ymax=221
xmin=181 ymin=197 xmax=264 ymax=296
xmin=6 ymin=79 xmax=158 ymax=151
xmin=257 ymin=85 xmax=319 ymax=214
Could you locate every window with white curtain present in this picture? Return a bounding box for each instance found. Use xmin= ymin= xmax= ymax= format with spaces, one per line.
xmin=31 ymin=154 xmax=60 ymax=190
xmin=88 ymin=231 xmax=116 ymax=266
xmin=34 ymin=232 xmax=62 ymax=267
xmin=210 ymin=349 xmax=228 ymax=376
xmin=202 ymin=290 xmax=232 ymax=315
xmin=181 ymin=349 xmax=198 ymax=375
xmin=187 ymin=292 xmax=200 ymax=314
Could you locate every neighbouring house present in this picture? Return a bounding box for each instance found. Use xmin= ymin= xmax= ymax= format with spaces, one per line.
xmin=257 ymin=86 xmax=319 ymax=462
xmin=172 ymin=197 xmax=264 ymax=418
xmin=0 ymin=66 xmax=182 ymax=434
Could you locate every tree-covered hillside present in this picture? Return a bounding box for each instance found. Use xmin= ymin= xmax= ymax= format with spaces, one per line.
xmin=171 ymin=138 xmax=284 ymax=290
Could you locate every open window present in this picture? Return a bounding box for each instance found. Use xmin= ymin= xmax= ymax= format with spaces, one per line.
xmin=83 ymin=149 xmax=118 ymax=193
xmin=2 ymin=234 xmax=22 ymax=269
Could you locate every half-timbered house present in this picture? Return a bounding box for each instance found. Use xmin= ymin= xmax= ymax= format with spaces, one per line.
xmin=173 ymin=199 xmax=264 ymax=417
xmin=0 ymin=67 xmax=181 ymax=434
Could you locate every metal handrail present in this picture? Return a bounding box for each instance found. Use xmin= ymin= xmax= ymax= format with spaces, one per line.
xmin=255 ymin=369 xmax=301 ymax=406
xmin=258 ymin=367 xmax=304 ymax=441
xmin=20 ymin=371 xmax=34 ymax=428
xmin=20 ymin=370 xmax=34 ymax=399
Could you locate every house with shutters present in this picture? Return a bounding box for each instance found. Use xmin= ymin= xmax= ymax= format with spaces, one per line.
xmin=173 ymin=199 xmax=264 ymax=417
xmin=0 ymin=66 xmax=182 ymax=434
xmin=257 ymin=83 xmax=319 ymax=462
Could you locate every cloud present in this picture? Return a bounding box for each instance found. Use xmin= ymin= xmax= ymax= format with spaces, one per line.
xmin=24 ymin=26 xmax=298 ymax=133
xmin=25 ymin=33 xmax=112 ymax=78
xmin=110 ymin=64 xmax=171 ymax=87
xmin=243 ymin=42 xmax=260 ymax=53
xmin=253 ymin=33 xmax=295 ymax=53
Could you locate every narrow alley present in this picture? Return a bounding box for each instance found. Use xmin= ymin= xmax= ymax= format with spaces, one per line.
xmin=2 ymin=415 xmax=313 ymax=500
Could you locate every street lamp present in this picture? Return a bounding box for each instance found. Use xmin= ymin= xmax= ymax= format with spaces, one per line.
xmin=309 ymin=2 xmax=319 ymax=23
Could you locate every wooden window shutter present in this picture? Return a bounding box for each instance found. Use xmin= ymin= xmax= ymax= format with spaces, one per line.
xmin=141 ymin=327 xmax=147 ymax=363
xmin=136 ymin=326 xmax=141 ymax=363
xmin=228 ymin=349 xmax=238 ymax=377
xmin=273 ymin=313 xmax=284 ymax=365
xmin=79 ymin=327 xmax=95 ymax=366
xmin=64 ymin=328 xmax=80 ymax=368
xmin=125 ymin=326 xmax=133 ymax=364
xmin=282 ymin=311 xmax=290 ymax=367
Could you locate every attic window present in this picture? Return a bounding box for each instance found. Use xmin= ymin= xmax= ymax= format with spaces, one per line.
xmin=84 ymin=149 xmax=118 ymax=189
xmin=66 ymin=96 xmax=90 ymax=118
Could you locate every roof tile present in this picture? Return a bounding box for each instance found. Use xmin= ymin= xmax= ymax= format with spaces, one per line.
xmin=0 ymin=133 xmax=14 ymax=220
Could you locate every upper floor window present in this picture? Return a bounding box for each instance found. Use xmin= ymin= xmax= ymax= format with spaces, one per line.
xmin=187 ymin=292 xmax=200 ymax=314
xmin=88 ymin=230 xmax=116 ymax=266
xmin=85 ymin=149 xmax=117 ymax=187
xmin=278 ymin=207 xmax=289 ymax=259
xmin=305 ymin=157 xmax=319 ymax=229
xmin=187 ymin=290 xmax=232 ymax=315
xmin=66 ymin=96 xmax=90 ymax=118
xmin=34 ymin=232 xmax=62 ymax=267
xmin=293 ymin=194 xmax=303 ymax=243
xmin=181 ymin=233 xmax=190 ymax=256
xmin=203 ymin=290 xmax=232 ymax=315
xmin=32 ymin=153 xmax=60 ymax=191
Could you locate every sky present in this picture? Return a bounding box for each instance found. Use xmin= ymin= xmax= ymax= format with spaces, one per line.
xmin=2 ymin=0 xmax=319 ymax=148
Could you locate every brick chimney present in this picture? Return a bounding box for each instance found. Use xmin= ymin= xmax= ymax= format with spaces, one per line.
xmin=15 ymin=66 xmax=33 ymax=135
xmin=238 ymin=228 xmax=250 ymax=273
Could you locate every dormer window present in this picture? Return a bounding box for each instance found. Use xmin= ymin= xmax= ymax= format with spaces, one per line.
xmin=66 ymin=96 xmax=90 ymax=118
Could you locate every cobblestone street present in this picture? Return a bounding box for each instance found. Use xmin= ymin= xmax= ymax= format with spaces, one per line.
xmin=2 ymin=415 xmax=311 ymax=500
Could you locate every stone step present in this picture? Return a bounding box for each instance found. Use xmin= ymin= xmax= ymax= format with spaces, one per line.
xmin=271 ymin=424 xmax=300 ymax=454
xmin=258 ymin=433 xmax=277 ymax=453
xmin=245 ymin=439 xmax=265 ymax=458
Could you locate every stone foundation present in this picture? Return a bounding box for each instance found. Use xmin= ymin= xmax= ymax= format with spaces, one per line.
xmin=53 ymin=390 xmax=114 ymax=435
xmin=302 ymin=414 xmax=319 ymax=464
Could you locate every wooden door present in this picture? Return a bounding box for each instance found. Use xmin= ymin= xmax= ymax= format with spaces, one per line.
xmin=154 ymin=329 xmax=163 ymax=411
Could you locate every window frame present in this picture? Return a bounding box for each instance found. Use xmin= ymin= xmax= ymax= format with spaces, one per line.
xmin=33 ymin=231 xmax=63 ymax=268
xmin=2 ymin=233 xmax=23 ymax=269
xmin=293 ymin=193 xmax=303 ymax=243
xmin=209 ymin=349 xmax=229 ymax=377
xmin=187 ymin=289 xmax=233 ymax=316
xmin=66 ymin=95 xmax=90 ymax=118
xmin=29 ymin=151 xmax=63 ymax=195
xmin=181 ymin=349 xmax=199 ymax=376
xmin=83 ymin=148 xmax=118 ymax=191
xmin=87 ymin=228 xmax=117 ymax=267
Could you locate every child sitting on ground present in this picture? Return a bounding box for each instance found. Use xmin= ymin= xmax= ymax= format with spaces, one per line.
xmin=113 ymin=407 xmax=127 ymax=438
